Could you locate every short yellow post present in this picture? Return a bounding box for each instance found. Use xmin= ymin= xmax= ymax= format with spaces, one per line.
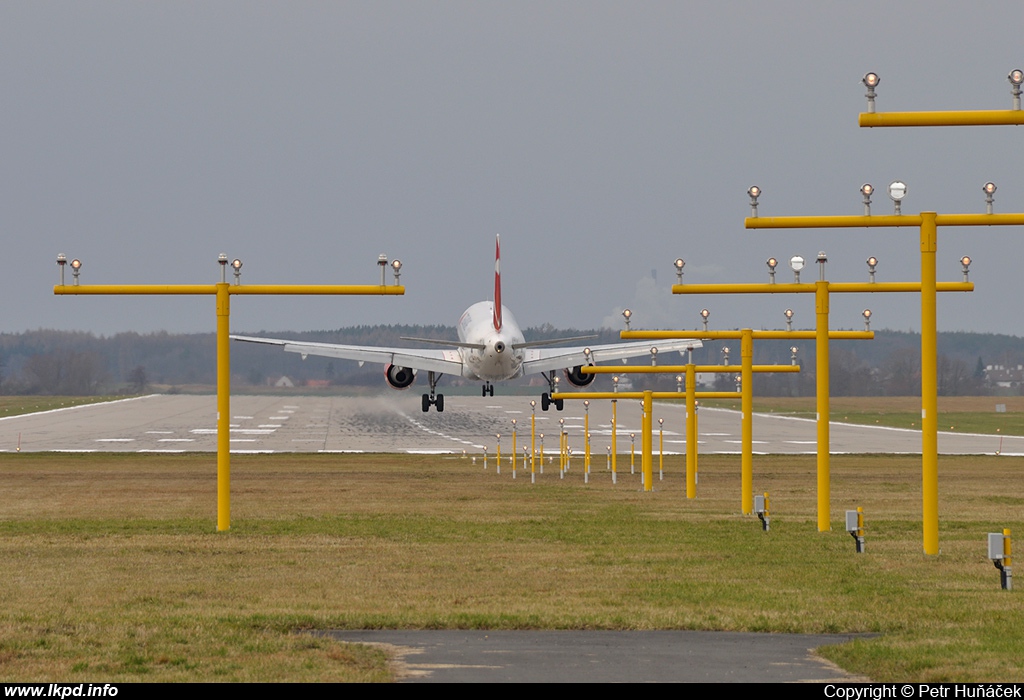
xmin=511 ymin=421 xmax=517 ymax=473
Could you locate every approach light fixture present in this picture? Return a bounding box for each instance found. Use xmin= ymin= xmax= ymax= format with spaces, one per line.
xmin=816 ymin=251 xmax=828 ymax=280
xmin=863 ymin=308 xmax=872 ymax=331
xmin=790 ymin=346 xmax=799 ymax=365
xmin=676 ymin=375 xmax=683 ymax=392
xmin=613 ymin=375 xmax=620 ymax=393
xmin=862 ymin=72 xmax=880 ymax=112
xmin=70 ymin=258 xmax=82 ymax=285
xmin=888 ymin=181 xmax=907 ymax=215
xmin=984 ymin=182 xmax=997 ymax=214
xmin=674 ymin=258 xmax=685 ymax=284
xmin=231 ymin=258 xmax=243 ymax=284
xmin=622 ymin=308 xmax=632 ymax=330
xmin=766 ymin=257 xmax=778 ymax=284
xmin=790 ymin=255 xmax=805 ymax=283
xmin=391 ymin=259 xmax=402 ymax=285
xmin=377 ymin=254 xmax=389 ymax=285
xmin=722 ymin=346 xmax=730 ymax=365
xmin=748 ymin=185 xmax=761 ymax=217
xmin=784 ymin=308 xmax=794 ymax=331
xmin=867 ymin=256 xmax=878 ymax=283
xmin=56 ymin=253 xmax=67 ymax=285
xmin=650 ymin=346 xmax=658 ymax=366
xmin=960 ymin=256 xmax=972 ymax=282
xmin=218 ymin=253 xmax=228 ymax=282
xmin=1010 ymin=69 xmax=1024 ymax=110
xmin=861 ymin=183 xmax=874 ymax=216
xmin=700 ymin=308 xmax=710 ymax=331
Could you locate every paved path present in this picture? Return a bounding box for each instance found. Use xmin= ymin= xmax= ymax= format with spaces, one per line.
xmin=0 ymin=393 xmax=1019 ymax=455
xmin=326 ymin=629 xmax=867 ymax=683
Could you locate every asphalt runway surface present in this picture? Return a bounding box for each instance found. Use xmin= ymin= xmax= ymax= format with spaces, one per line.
xmin=0 ymin=392 xmax=1020 ymax=455
xmin=325 ymin=630 xmax=867 ymax=683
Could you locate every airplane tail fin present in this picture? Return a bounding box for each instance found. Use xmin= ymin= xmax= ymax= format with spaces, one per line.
xmin=493 ymin=235 xmax=502 ymax=331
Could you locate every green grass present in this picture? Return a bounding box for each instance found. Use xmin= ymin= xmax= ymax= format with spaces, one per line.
xmin=702 ymin=396 xmax=1024 ymax=436
xmin=0 ymin=395 xmax=140 ymax=418
xmin=0 ymin=452 xmax=1022 ymax=681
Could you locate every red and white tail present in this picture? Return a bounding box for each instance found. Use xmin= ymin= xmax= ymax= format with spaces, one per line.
xmin=493 ymin=235 xmax=502 ymax=331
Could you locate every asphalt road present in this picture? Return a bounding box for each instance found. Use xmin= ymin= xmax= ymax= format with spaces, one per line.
xmin=0 ymin=393 xmax=1019 ymax=455
xmin=324 ymin=629 xmax=868 ymax=683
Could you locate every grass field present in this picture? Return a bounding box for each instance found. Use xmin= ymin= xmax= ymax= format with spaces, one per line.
xmin=0 ymin=396 xmax=137 ymax=419
xmin=702 ymin=396 xmax=1024 ymax=436
xmin=1 ymin=451 xmax=1022 ymax=682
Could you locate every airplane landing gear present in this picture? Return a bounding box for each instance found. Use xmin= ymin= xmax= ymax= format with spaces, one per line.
xmin=482 ymin=382 xmax=494 ymax=397
xmin=540 ymin=372 xmax=564 ymax=411
xmin=422 ymin=371 xmax=445 ymax=412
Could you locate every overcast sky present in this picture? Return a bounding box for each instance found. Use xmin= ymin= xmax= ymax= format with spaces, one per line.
xmin=3 ymin=2 xmax=1023 ymax=338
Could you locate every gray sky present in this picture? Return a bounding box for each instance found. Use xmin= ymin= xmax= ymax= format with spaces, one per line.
xmin=3 ymin=1 xmax=1023 ymax=337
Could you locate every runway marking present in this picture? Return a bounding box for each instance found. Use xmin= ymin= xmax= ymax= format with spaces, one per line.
xmin=786 ymin=440 xmax=817 ymax=444
xmin=505 ymin=410 xmax=523 ymax=414
xmin=230 ymin=439 xmax=257 ymax=442
xmin=232 ymin=449 xmax=275 ymax=454
xmin=724 ymin=440 xmax=768 ymax=444
xmin=269 ymin=416 xmax=290 ymax=420
xmin=407 ymin=449 xmax=455 ymax=454
xmin=146 ymin=430 xmax=174 ymax=434
xmin=259 ymin=424 xmax=283 ymax=428
xmin=233 ymin=415 xmax=254 ymax=420
xmin=283 ymin=405 xmax=299 ymax=409
xmin=158 ymin=438 xmax=194 ymax=442
xmin=291 ymin=439 xmax=323 ymax=443
xmin=191 ymin=428 xmax=277 ymax=435
xmin=705 ymin=432 xmax=732 ymax=436
xmin=54 ymin=449 xmax=96 ymax=452
xmin=96 ymin=438 xmax=134 ymax=442
xmin=138 ymin=449 xmax=186 ymax=453
xmin=318 ymin=449 xmax=364 ymax=453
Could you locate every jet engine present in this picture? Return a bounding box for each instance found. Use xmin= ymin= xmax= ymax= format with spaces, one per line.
xmin=563 ymin=365 xmax=596 ymax=388
xmin=385 ymin=364 xmax=416 ymax=389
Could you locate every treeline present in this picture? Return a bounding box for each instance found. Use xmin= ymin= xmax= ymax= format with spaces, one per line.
xmin=0 ymin=326 xmax=1020 ymax=397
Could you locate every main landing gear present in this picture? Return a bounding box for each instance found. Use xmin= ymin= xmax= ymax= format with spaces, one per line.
xmin=482 ymin=382 xmax=494 ymax=397
xmin=540 ymin=371 xmax=564 ymax=411
xmin=422 ymin=371 xmax=445 ymax=412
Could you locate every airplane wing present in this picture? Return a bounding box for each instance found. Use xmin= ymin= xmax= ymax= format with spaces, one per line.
xmin=521 ymin=338 xmax=703 ymax=375
xmin=230 ymin=335 xmax=463 ymax=375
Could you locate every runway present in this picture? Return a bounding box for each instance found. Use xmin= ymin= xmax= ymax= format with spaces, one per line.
xmin=0 ymin=393 xmax=1020 ymax=455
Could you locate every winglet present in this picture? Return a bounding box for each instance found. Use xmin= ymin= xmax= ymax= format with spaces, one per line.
xmin=493 ymin=235 xmax=502 ymax=331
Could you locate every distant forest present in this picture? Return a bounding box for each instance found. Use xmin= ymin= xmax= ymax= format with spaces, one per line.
xmin=0 ymin=325 xmax=1021 ymax=397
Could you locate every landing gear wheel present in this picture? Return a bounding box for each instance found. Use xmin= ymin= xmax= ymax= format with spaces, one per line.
xmin=541 ymin=392 xmax=551 ymax=411
xmin=436 ymin=394 xmax=444 ymax=412
xmin=555 ymin=398 xmax=564 ymax=411
xmin=422 ymin=394 xmax=430 ymax=413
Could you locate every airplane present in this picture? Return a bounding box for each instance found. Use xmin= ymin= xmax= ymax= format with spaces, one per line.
xmin=231 ymin=236 xmax=702 ymax=412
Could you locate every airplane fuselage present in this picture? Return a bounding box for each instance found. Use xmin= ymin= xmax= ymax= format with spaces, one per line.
xmin=457 ymin=301 xmax=525 ymax=381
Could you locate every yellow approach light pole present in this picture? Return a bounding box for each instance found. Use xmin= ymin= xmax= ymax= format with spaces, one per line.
xmin=662 ymin=257 xmax=970 ymax=536
xmin=743 ymin=184 xmax=1019 ymax=555
xmin=859 ymin=70 xmax=1024 ymax=128
xmin=616 ymin=331 xmax=859 ymax=514
xmin=54 ymin=254 xmax=405 ymax=532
